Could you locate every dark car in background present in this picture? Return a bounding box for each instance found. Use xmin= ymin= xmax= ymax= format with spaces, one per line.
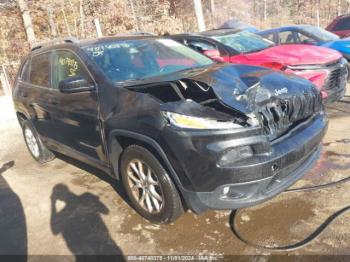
xmin=326 ymin=14 xmax=350 ymax=38
xmin=218 ymin=19 xmax=259 ymax=33
xmin=13 ymin=36 xmax=326 ymax=224
xmin=170 ymin=29 xmax=347 ymax=103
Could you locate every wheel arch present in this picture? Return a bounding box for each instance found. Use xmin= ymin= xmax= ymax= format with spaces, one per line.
xmin=108 ymin=130 xmax=203 ymax=212
xmin=16 ymin=111 xmax=28 ymax=127
xmin=108 ymin=130 xmax=181 ymax=184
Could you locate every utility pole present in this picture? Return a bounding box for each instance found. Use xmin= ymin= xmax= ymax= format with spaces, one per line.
xmin=94 ymin=18 xmax=103 ymax=37
xmin=193 ymin=0 xmax=206 ymax=31
xmin=17 ymin=0 xmax=36 ymax=45
xmin=263 ymin=0 xmax=267 ymax=21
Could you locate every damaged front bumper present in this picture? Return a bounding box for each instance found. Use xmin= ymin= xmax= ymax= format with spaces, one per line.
xmin=158 ymin=113 xmax=327 ymax=213
xmin=288 ymin=58 xmax=348 ymax=103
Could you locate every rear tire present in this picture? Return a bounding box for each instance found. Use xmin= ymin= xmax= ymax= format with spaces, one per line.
xmin=120 ymin=145 xmax=184 ymax=224
xmin=22 ymin=120 xmax=55 ymax=164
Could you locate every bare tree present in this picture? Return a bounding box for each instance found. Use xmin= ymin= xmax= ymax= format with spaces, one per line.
xmin=67 ymin=0 xmax=78 ymax=36
xmin=16 ymin=0 xmax=36 ymax=44
xmin=79 ymin=0 xmax=85 ymax=38
xmin=210 ymin=0 xmax=216 ymax=26
xmin=193 ymin=0 xmax=205 ymax=31
xmin=61 ymin=7 xmax=72 ymax=36
xmin=46 ymin=7 xmax=57 ymax=37
xmin=128 ymin=0 xmax=140 ymax=31
xmin=316 ymin=0 xmax=320 ymax=26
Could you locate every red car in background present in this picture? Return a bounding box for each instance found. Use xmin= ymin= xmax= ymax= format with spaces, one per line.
xmin=170 ymin=29 xmax=348 ymax=103
xmin=327 ymin=15 xmax=350 ymax=38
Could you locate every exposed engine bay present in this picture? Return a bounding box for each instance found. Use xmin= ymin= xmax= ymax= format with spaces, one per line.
xmin=128 ymin=64 xmax=323 ymax=140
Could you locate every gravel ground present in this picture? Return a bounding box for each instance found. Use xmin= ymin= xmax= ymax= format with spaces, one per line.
xmin=1 ymin=88 xmax=350 ymax=257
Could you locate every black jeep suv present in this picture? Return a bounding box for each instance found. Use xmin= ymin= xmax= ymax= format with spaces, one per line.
xmin=13 ymin=36 xmax=327 ymax=224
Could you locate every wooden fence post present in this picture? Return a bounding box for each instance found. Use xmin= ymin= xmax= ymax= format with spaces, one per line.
xmin=0 ymin=66 xmax=11 ymax=96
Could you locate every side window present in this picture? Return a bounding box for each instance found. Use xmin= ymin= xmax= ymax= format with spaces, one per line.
xmin=279 ymin=31 xmax=296 ymax=44
xmin=295 ymin=32 xmax=314 ymax=43
xmin=262 ymin=33 xmax=275 ymax=43
xmin=186 ymin=39 xmax=218 ymax=52
xmin=53 ymin=50 xmax=92 ymax=89
xmin=29 ymin=53 xmax=50 ymax=87
xmin=333 ymin=18 xmax=350 ymax=31
xmin=20 ymin=59 xmax=30 ymax=82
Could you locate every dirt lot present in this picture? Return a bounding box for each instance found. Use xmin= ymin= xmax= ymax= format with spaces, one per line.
xmin=1 ymin=89 xmax=350 ymax=257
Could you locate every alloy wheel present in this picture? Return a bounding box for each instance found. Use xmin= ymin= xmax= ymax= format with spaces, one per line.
xmin=24 ymin=127 xmax=40 ymax=158
xmin=126 ymin=159 xmax=164 ymax=214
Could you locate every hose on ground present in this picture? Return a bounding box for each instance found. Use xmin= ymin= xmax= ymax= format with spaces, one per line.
xmin=229 ymin=176 xmax=350 ymax=251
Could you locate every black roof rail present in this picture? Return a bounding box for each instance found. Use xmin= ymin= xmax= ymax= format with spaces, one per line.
xmin=31 ymin=37 xmax=79 ymax=52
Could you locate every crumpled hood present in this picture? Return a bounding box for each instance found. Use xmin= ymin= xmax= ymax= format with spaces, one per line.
xmin=244 ymin=44 xmax=342 ymax=66
xmin=179 ymin=63 xmax=319 ymax=115
xmin=130 ymin=63 xmax=322 ymax=139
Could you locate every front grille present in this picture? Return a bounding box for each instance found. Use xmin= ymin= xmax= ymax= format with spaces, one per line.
xmin=257 ymin=89 xmax=321 ymax=140
xmin=323 ymin=60 xmax=348 ymax=91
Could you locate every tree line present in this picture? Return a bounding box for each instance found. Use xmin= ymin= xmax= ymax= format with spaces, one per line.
xmin=0 ymin=0 xmax=349 ymax=67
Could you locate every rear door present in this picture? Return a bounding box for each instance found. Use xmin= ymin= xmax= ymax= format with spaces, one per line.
xmin=51 ymin=49 xmax=106 ymax=162
xmin=24 ymin=51 xmax=59 ymax=143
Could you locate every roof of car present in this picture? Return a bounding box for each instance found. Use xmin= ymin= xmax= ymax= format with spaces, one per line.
xmin=199 ymin=28 xmax=241 ymax=36
xmin=30 ymin=34 xmax=160 ymax=53
xmin=333 ymin=14 xmax=350 ymax=20
xmin=259 ymin=25 xmax=317 ymax=34
xmin=79 ymin=35 xmax=158 ymax=46
xmin=169 ymin=33 xmax=205 ymax=38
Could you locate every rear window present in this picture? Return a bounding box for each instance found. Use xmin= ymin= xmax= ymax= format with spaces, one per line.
xmin=261 ymin=33 xmax=275 ymax=43
xmin=187 ymin=40 xmax=217 ymax=51
xmin=29 ymin=53 xmax=50 ymax=87
xmin=212 ymin=31 xmax=274 ymax=54
xmin=333 ymin=18 xmax=350 ymax=31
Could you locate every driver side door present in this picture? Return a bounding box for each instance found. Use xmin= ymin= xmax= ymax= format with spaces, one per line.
xmin=51 ymin=50 xmax=106 ymax=163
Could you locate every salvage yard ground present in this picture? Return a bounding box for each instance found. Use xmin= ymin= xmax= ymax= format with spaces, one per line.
xmin=1 ymin=88 xmax=350 ymax=257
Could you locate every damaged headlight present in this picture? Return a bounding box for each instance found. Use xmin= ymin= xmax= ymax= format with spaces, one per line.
xmin=162 ymin=112 xmax=243 ymax=130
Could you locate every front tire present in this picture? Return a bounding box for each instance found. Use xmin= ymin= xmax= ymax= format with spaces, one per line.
xmin=120 ymin=145 xmax=184 ymax=224
xmin=22 ymin=120 xmax=55 ymax=164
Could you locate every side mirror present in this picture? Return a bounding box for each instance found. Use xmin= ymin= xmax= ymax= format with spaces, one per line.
xmin=58 ymin=76 xmax=95 ymax=93
xmin=203 ymin=49 xmax=225 ymax=62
